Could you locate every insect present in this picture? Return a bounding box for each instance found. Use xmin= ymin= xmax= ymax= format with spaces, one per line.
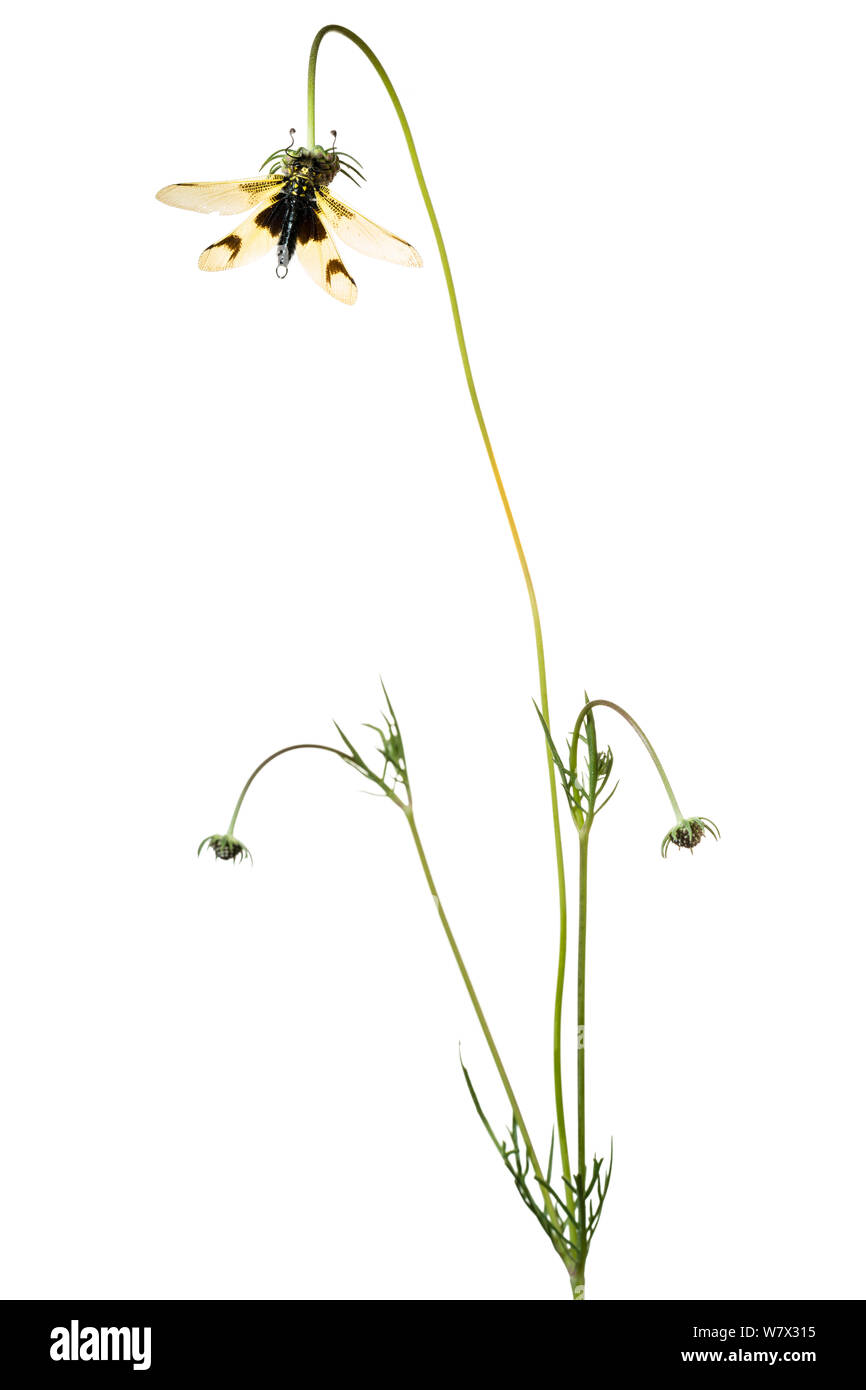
xmin=156 ymin=132 xmax=422 ymax=305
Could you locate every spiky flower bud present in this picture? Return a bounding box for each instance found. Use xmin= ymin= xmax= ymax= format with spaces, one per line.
xmin=197 ymin=833 xmax=252 ymax=864
xmin=661 ymin=817 xmax=720 ymax=858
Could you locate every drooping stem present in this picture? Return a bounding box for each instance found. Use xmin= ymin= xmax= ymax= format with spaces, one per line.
xmin=404 ymin=808 xmax=560 ymax=1228
xmin=306 ymin=25 xmax=573 ymax=1218
xmin=573 ymin=699 xmax=685 ymax=824
xmin=225 ymin=743 xmax=352 ymax=837
xmin=219 ymin=732 xmax=562 ymax=1234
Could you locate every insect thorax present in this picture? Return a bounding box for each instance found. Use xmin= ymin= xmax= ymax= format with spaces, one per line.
xmin=281 ymin=147 xmax=340 ymax=198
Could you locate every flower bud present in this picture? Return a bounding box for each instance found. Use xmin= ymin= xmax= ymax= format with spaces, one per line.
xmin=661 ymin=817 xmax=719 ymax=858
xmin=197 ymin=833 xmax=252 ymax=865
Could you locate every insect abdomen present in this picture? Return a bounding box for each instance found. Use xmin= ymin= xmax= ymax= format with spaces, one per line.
xmin=251 ymin=194 xmax=294 ymax=271
xmin=277 ymin=201 xmax=300 ymax=269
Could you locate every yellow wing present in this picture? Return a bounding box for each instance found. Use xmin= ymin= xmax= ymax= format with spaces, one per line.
xmin=316 ymin=188 xmax=422 ymax=267
xmin=156 ymin=179 xmax=284 ymax=215
xmin=198 ymin=194 xmax=285 ymax=271
xmin=295 ymin=209 xmax=358 ymax=305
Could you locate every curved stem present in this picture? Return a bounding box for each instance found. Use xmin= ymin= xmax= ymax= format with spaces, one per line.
xmin=307 ymin=24 xmax=573 ymax=1218
xmin=572 ymin=699 xmax=684 ymax=825
xmin=222 ymin=731 xmax=563 ymax=1235
xmin=226 ymin=743 xmax=352 ymax=836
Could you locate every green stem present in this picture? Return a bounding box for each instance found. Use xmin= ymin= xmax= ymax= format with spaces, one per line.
xmin=573 ymin=699 xmax=685 ymax=824
xmin=576 ymin=830 xmax=589 ymax=1266
xmin=306 ymin=24 xmax=573 ymax=1224
xmin=226 ymin=743 xmax=351 ymax=836
xmin=567 ymin=694 xmax=688 ymax=1294
xmin=404 ymin=808 xmax=559 ymax=1227
xmin=223 ymin=739 xmax=561 ymax=1217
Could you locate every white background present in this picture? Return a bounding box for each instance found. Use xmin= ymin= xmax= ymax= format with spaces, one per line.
xmin=2 ymin=0 xmax=864 ymax=1301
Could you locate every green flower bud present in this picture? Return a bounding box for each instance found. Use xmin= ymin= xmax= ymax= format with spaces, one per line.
xmin=661 ymin=817 xmax=720 ymax=858
xmin=197 ymin=833 xmax=252 ymax=865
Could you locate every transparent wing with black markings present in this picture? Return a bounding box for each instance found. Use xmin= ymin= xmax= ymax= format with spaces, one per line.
xmin=295 ymin=208 xmax=358 ymax=305
xmin=316 ymin=188 xmax=422 ymax=266
xmin=198 ymin=192 xmax=286 ymax=271
xmin=156 ymin=179 xmax=284 ymax=214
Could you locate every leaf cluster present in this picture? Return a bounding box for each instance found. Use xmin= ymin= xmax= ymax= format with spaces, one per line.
xmin=461 ymin=1054 xmax=612 ymax=1276
xmin=536 ymin=697 xmax=618 ymax=833
xmin=335 ymin=684 xmax=411 ymax=808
